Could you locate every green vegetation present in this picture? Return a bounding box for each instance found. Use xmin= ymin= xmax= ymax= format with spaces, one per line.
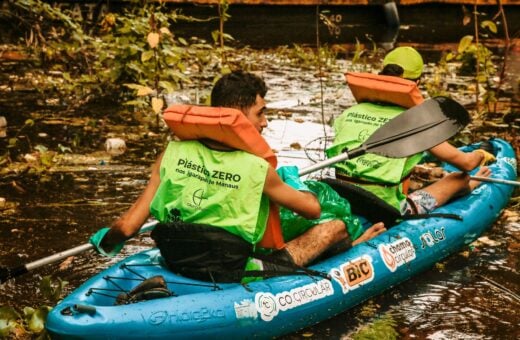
xmin=0 ymin=276 xmax=67 ymax=339
xmin=2 ymin=0 xmax=227 ymax=121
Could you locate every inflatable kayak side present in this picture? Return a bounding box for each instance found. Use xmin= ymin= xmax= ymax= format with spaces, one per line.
xmin=46 ymin=139 xmax=517 ymax=339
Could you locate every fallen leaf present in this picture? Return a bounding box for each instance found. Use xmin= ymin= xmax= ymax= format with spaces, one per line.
xmin=58 ymin=256 xmax=75 ymax=271
xmin=147 ymin=32 xmax=160 ymax=49
xmin=151 ymin=97 xmax=164 ymax=114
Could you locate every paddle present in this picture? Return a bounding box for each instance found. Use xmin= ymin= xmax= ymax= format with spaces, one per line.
xmin=0 ymin=96 xmax=469 ymax=283
xmin=299 ymin=96 xmax=469 ymax=175
xmin=470 ymin=176 xmax=520 ymax=187
xmin=0 ymin=221 xmax=158 ymax=283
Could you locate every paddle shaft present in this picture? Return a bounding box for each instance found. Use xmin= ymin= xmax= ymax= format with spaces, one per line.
xmin=471 ymin=176 xmax=520 ymax=187
xmin=0 ymin=220 xmax=158 ymax=283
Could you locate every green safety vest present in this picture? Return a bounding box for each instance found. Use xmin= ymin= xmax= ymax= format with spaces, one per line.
xmin=326 ymin=102 xmax=423 ymax=210
xmin=150 ymin=140 xmax=270 ymax=244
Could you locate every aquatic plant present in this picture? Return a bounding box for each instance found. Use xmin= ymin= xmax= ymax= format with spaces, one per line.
xmin=351 ymin=313 xmax=399 ymax=340
xmin=435 ymin=2 xmax=513 ymax=116
xmin=0 ymin=276 xmax=67 ymax=339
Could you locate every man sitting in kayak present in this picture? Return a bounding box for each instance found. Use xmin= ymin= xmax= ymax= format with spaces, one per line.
xmin=327 ymin=46 xmax=494 ymax=217
xmin=89 ymin=70 xmax=385 ymax=282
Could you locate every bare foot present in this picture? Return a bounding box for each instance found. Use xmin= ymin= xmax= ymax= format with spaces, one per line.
xmin=352 ymin=222 xmax=386 ymax=246
xmin=469 ymin=166 xmax=492 ymax=191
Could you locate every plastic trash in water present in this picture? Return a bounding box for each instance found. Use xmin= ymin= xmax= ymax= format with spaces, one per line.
xmin=105 ymin=138 xmax=126 ymax=156
xmin=164 ymin=93 xmax=191 ymax=107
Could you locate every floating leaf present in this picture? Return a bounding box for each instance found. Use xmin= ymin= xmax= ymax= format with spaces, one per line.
xmin=27 ymin=307 xmax=50 ymax=333
xmin=141 ymin=50 xmax=154 ymax=63
xmin=137 ymin=86 xmax=154 ymax=97
xmin=147 ymin=32 xmax=160 ymax=49
xmin=0 ymin=306 xmax=20 ymax=321
xmin=123 ymin=83 xmax=144 ymax=90
xmin=22 ymin=307 xmax=35 ymax=318
xmin=178 ymin=37 xmax=188 ymax=46
xmin=158 ymin=81 xmax=176 ymax=93
xmin=0 ymin=306 xmax=20 ymax=337
xmin=160 ymin=27 xmax=172 ymax=36
xmin=151 ymin=97 xmax=164 ymax=114
xmin=290 ymin=142 xmax=302 ymax=150
xmin=481 ymin=20 xmax=497 ymax=33
xmin=458 ymin=35 xmax=474 ymax=53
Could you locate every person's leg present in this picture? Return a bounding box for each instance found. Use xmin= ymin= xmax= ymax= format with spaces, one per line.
xmin=421 ymin=166 xmax=491 ymax=208
xmin=285 ymin=220 xmax=347 ymax=266
xmin=352 ymin=222 xmax=386 ymax=246
xmin=284 ymin=220 xmax=386 ymax=266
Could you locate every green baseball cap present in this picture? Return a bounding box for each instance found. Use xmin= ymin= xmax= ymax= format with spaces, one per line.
xmin=383 ymin=46 xmax=424 ymax=80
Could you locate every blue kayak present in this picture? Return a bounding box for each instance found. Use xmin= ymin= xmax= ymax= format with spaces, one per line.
xmin=46 ymin=138 xmax=517 ymax=339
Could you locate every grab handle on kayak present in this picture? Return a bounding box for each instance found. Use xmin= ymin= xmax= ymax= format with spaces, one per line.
xmin=73 ymin=304 xmax=97 ymax=315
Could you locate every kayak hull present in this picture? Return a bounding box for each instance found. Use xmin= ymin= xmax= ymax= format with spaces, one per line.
xmin=46 ymin=139 xmax=517 ymax=339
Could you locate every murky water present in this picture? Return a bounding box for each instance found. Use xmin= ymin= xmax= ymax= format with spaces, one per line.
xmin=1 ymin=45 xmax=519 ymax=339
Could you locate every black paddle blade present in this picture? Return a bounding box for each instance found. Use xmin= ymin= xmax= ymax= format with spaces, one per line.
xmin=0 ymin=265 xmax=27 ymax=283
xmin=365 ymin=96 xmax=470 ymax=158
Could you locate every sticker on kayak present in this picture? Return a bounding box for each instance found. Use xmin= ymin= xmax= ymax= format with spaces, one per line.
xmin=234 ymin=299 xmax=258 ymax=320
xmin=378 ymin=237 xmax=416 ymax=272
xmin=253 ymin=279 xmax=333 ymax=322
xmin=329 ymin=255 xmax=374 ymax=294
xmin=502 ymin=157 xmax=517 ymax=175
xmin=420 ymin=227 xmax=446 ymax=249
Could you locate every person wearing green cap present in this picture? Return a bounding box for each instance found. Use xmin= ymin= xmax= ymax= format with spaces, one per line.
xmin=382 ymin=46 xmax=424 ymax=80
xmin=327 ymin=46 xmax=495 ymax=218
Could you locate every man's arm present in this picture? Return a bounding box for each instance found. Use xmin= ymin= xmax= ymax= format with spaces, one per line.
xmin=262 ymin=165 xmax=321 ymax=219
xmin=100 ymin=152 xmax=164 ymax=250
xmin=429 ymin=141 xmax=484 ymax=172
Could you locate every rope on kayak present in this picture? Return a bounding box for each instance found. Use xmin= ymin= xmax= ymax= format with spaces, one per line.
xmin=121 ymin=263 xmax=147 ymax=280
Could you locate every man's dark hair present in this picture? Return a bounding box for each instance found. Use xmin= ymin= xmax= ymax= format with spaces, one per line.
xmin=379 ymin=64 xmax=404 ymax=77
xmin=211 ymin=70 xmax=267 ymax=109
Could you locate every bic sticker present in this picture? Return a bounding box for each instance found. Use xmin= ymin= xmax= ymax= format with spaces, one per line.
xmin=330 ymin=255 xmax=374 ymax=294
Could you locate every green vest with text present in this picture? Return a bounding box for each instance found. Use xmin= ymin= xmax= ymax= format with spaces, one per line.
xmin=326 ymin=102 xmax=423 ymax=210
xmin=150 ymin=140 xmax=270 ymax=244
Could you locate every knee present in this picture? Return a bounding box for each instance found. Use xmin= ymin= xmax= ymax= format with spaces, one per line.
xmin=331 ymin=220 xmax=347 ymax=238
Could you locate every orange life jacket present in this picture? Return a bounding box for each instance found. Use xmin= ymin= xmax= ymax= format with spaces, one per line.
xmin=162 ymin=105 xmax=285 ymax=249
xmin=346 ymin=72 xmax=424 ymax=109
xmin=345 ymin=72 xmax=425 ymax=194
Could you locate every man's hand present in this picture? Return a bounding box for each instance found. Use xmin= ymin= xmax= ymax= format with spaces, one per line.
xmin=89 ymin=227 xmax=125 ymax=257
xmin=474 ymin=149 xmax=496 ymax=166
xmin=276 ymin=166 xmax=312 ymax=193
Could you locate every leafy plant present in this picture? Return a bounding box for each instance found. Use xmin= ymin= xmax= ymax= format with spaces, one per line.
xmin=3 ymin=0 xmax=226 ymax=121
xmin=352 ymin=313 xmax=399 ymax=340
xmin=212 ymin=0 xmax=233 ymax=49
xmin=0 ymin=276 xmax=68 ymax=339
xmin=442 ymin=3 xmax=512 ymax=115
xmin=351 ymin=36 xmax=380 ymax=71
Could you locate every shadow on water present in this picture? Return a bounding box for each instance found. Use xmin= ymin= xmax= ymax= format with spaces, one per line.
xmin=1 ymin=3 xmax=520 ymax=339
